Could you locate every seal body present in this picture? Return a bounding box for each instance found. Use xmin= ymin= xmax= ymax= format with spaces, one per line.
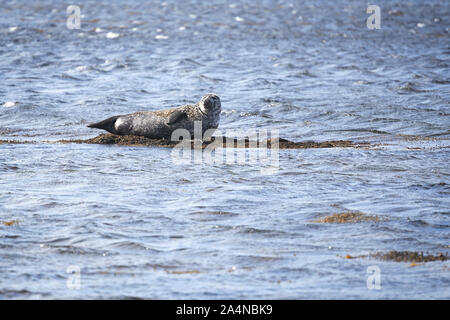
xmin=88 ymin=94 xmax=221 ymax=139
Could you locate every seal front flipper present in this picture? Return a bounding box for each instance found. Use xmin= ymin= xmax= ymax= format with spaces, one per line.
xmin=167 ymin=110 xmax=187 ymax=125
xmin=87 ymin=115 xmax=121 ymax=134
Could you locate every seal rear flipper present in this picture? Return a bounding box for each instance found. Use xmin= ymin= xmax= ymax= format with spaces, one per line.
xmin=87 ymin=115 xmax=120 ymax=134
xmin=167 ymin=110 xmax=187 ymax=125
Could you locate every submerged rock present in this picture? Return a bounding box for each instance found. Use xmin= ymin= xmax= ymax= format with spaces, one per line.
xmin=313 ymin=211 xmax=382 ymax=223
xmin=372 ymin=251 xmax=448 ymax=263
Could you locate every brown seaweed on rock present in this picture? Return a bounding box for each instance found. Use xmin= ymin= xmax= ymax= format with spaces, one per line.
xmin=371 ymin=251 xmax=448 ymax=263
xmin=343 ymin=251 xmax=449 ymax=263
xmin=57 ymin=134 xmax=372 ymax=149
xmin=313 ymin=211 xmax=382 ymax=223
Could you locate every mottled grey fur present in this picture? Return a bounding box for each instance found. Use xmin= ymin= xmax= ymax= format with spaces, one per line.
xmin=88 ymin=94 xmax=221 ymax=139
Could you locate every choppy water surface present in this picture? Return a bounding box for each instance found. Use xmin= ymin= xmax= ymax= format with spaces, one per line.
xmin=0 ymin=0 xmax=449 ymax=299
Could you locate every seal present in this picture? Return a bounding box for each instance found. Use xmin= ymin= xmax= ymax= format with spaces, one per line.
xmin=87 ymin=94 xmax=221 ymax=140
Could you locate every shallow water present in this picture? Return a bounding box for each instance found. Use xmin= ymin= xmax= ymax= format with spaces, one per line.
xmin=0 ymin=0 xmax=449 ymax=299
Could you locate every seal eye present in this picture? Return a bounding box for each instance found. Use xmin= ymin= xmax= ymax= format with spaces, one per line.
xmin=204 ymin=99 xmax=213 ymax=109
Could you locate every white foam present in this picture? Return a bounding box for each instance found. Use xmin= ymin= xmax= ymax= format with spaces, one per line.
xmin=106 ymin=32 xmax=120 ymax=39
xmin=3 ymin=101 xmax=17 ymax=108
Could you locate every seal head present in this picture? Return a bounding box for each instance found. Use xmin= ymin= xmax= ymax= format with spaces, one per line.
xmin=199 ymin=94 xmax=221 ymax=114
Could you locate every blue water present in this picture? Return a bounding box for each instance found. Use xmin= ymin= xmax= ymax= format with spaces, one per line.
xmin=0 ymin=0 xmax=449 ymax=299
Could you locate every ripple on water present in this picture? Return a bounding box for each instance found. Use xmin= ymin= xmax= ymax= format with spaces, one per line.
xmin=0 ymin=0 xmax=449 ymax=300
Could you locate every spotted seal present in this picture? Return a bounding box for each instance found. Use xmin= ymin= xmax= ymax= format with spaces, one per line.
xmin=87 ymin=94 xmax=221 ymax=139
